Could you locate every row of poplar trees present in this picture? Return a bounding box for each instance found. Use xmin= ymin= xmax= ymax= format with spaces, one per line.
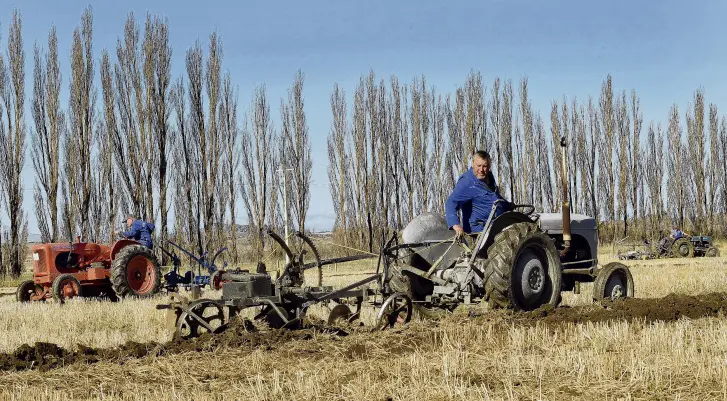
xmin=0 ymin=8 xmax=724 ymax=277
xmin=327 ymin=72 xmax=727 ymax=253
xmin=0 ymin=8 xmax=312 ymax=276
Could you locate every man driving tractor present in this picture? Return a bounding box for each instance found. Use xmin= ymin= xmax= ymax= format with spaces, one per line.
xmin=118 ymin=214 xmax=155 ymax=249
xmin=670 ymin=225 xmax=686 ymax=240
xmin=445 ymin=150 xmax=513 ymax=237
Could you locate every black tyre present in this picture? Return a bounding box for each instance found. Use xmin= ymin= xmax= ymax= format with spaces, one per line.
xmin=52 ymin=274 xmax=82 ymax=302
xmin=482 ymin=222 xmax=563 ymax=311
xmin=16 ymin=280 xmax=35 ymax=302
xmin=111 ymin=245 xmax=162 ymax=298
xmin=593 ymin=262 xmax=634 ymax=301
xmin=672 ymin=238 xmax=694 ymax=258
xmin=706 ymin=247 xmax=720 ymax=257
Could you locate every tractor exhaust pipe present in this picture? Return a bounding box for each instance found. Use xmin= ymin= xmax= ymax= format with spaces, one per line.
xmin=560 ymin=136 xmax=571 ymax=258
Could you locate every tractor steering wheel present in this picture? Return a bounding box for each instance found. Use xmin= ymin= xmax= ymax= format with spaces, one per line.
xmin=510 ymin=204 xmax=536 ymax=216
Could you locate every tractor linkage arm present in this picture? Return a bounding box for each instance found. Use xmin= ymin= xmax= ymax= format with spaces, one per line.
xmin=163 ymin=239 xmax=227 ymax=275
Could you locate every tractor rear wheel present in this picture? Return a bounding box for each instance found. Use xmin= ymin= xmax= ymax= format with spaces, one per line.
xmin=16 ymin=280 xmax=36 ymax=302
xmin=672 ymin=238 xmax=694 ymax=258
xmin=482 ymin=222 xmax=563 ymax=311
xmin=111 ymin=245 xmax=162 ymax=298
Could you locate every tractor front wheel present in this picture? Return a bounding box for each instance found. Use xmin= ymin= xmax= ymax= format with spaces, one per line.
xmin=706 ymin=247 xmax=720 ymax=257
xmin=111 ymin=245 xmax=162 ymax=298
xmin=482 ymin=222 xmax=563 ymax=311
xmin=593 ymin=262 xmax=634 ymax=302
xmin=52 ymin=274 xmax=82 ymax=303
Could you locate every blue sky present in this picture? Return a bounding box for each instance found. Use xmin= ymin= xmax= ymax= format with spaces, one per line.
xmin=0 ymin=0 xmax=725 ymax=237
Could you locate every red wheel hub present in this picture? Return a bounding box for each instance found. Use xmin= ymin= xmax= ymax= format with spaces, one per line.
xmin=60 ymin=279 xmax=79 ymax=299
xmin=126 ymin=255 xmax=156 ymax=294
xmin=30 ymin=286 xmax=46 ymax=301
xmin=212 ymin=270 xmax=231 ymax=290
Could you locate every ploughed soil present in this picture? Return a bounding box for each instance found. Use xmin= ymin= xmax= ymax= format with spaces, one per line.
xmin=0 ymin=317 xmax=346 ymax=373
xmin=3 ymin=292 xmax=727 ymax=373
xmin=511 ymin=292 xmax=727 ymax=326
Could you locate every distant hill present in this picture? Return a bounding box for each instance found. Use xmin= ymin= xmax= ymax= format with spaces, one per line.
xmin=27 ymin=232 xmax=42 ymax=244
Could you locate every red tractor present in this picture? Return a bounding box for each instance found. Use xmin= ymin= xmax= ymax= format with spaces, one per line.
xmin=16 ymin=236 xmax=162 ymax=303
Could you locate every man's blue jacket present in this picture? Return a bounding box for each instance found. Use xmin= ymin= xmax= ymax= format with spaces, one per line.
xmin=445 ymin=168 xmax=512 ymax=233
xmin=122 ymin=219 xmax=155 ymax=248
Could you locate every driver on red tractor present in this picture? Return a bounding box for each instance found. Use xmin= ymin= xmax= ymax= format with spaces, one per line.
xmin=118 ymin=214 xmax=155 ymax=249
xmin=445 ymin=150 xmax=513 ymax=238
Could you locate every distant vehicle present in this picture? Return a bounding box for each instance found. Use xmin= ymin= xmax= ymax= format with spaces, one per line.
xmin=617 ymin=233 xmax=720 ymax=260
xmin=16 ymin=236 xmax=161 ymax=303
xmin=689 ymin=235 xmax=720 ymax=257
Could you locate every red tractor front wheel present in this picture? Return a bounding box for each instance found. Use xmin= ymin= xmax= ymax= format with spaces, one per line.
xmin=110 ymin=245 xmax=162 ymax=299
xmin=52 ymin=274 xmax=83 ymax=303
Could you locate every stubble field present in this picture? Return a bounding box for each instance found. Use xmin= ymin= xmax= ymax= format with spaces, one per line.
xmin=0 ymin=248 xmax=726 ymax=400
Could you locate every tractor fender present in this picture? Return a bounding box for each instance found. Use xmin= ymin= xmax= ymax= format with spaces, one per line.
xmin=109 ymin=239 xmax=142 ymax=260
xmin=477 ymin=211 xmax=538 ymax=258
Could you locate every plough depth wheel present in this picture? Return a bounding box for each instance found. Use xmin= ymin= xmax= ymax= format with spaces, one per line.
xmin=376 ymin=292 xmax=412 ymax=330
xmin=175 ymin=299 xmax=226 ymax=340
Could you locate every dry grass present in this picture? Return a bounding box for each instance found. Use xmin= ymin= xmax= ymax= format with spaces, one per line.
xmin=0 ymin=248 xmax=726 ymax=400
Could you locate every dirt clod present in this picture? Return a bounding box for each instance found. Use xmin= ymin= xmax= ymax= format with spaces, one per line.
xmin=4 ymin=342 xmax=71 ymax=372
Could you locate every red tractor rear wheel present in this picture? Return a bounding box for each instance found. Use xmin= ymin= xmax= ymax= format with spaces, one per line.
xmin=16 ymin=280 xmax=36 ymax=302
xmin=111 ymin=245 xmax=162 ymax=298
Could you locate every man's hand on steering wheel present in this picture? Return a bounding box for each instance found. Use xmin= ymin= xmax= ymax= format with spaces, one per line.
xmin=452 ymin=224 xmax=465 ymax=239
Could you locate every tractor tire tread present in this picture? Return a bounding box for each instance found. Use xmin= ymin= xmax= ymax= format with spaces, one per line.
xmin=481 ymin=222 xmax=562 ymax=311
xmin=672 ymin=238 xmax=694 ymax=258
xmin=110 ymin=245 xmax=162 ymax=299
xmin=706 ymin=246 xmax=720 ymax=257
